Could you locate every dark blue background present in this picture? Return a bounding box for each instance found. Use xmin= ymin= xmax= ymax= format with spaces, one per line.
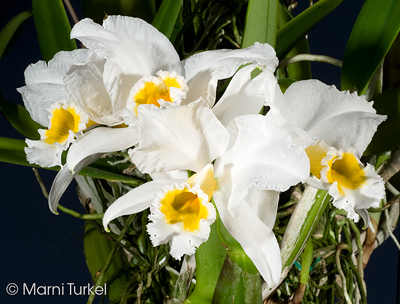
xmin=0 ymin=1 xmax=398 ymax=303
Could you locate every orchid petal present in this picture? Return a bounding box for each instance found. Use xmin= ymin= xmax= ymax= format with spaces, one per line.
xmin=147 ymin=179 xmax=216 ymax=259
xmin=149 ymin=170 xmax=189 ymax=181
xmin=306 ymin=176 xmax=327 ymax=190
xmin=356 ymin=208 xmax=371 ymax=229
xmin=214 ymin=186 xmax=281 ymax=287
xmin=328 ymin=163 xmax=384 ymax=223
xmin=102 ymin=179 xmax=180 ymax=231
xmin=214 ymin=115 xmax=309 ymax=213
xmin=130 ymin=99 xmax=229 ymax=173
xmin=67 ymin=127 xmax=138 ymax=173
xmin=75 ymin=175 xmax=104 ymax=214
xmin=64 ymin=54 xmax=126 ymax=126
xmin=25 ymin=138 xmax=63 ymax=167
xmin=275 ymin=80 xmax=386 ymax=156
xmin=48 ymin=153 xmax=102 ymax=214
xmin=17 ymin=49 xmax=88 ymax=126
xmin=181 ymin=43 xmax=278 ymax=107
xmin=212 ymin=65 xmax=279 ymax=126
xmin=265 ymin=105 xmax=316 ymax=148
xmin=245 ymin=187 xmax=280 ymax=229
xmin=70 ymin=16 xmax=180 ymax=78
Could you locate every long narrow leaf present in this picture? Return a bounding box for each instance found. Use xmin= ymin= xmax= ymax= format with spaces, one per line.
xmin=184 ymin=222 xmax=226 ymax=303
xmin=341 ymin=0 xmax=400 ymax=94
xmin=383 ymin=33 xmax=400 ymax=91
xmin=0 ymin=137 xmax=27 ymax=151
xmin=32 ymin=0 xmax=77 ymax=61
xmin=242 ymin=0 xmax=278 ymax=48
xmin=276 ymin=0 xmax=343 ymax=59
xmin=0 ymin=11 xmax=32 ymax=60
xmin=0 ymin=92 xmax=42 ymax=140
xmin=280 ymin=188 xmax=330 ymax=269
xmin=277 ymin=3 xmax=311 ymax=80
xmin=0 ymin=137 xmax=143 ymax=185
xmin=365 ymin=87 xmax=400 ymax=155
xmin=84 ymin=221 xmax=130 ymax=301
xmin=152 ymin=0 xmax=183 ymax=39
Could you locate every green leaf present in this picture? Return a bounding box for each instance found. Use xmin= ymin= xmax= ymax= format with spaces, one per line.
xmin=278 ymin=78 xmax=297 ymax=93
xmin=84 ymin=221 xmax=130 ymax=301
xmin=341 ymin=0 xmax=400 ymax=94
xmin=383 ymin=33 xmax=400 ymax=90
xmin=216 ymin=218 xmax=258 ymax=275
xmin=184 ymin=222 xmax=226 ymax=304
xmin=0 ymin=137 xmax=144 ymax=185
xmin=0 ymin=92 xmax=42 ymax=140
xmin=242 ymin=0 xmax=278 ymax=48
xmin=364 ymin=87 xmax=400 ymax=155
xmin=277 ymin=3 xmax=312 ymax=81
xmin=212 ymin=256 xmax=262 ymax=304
xmin=152 ymin=0 xmax=183 ymax=39
xmin=0 ymin=11 xmax=32 ymax=60
xmin=280 ymin=187 xmax=330 ymax=270
xmin=276 ymin=0 xmax=344 ymax=59
xmin=285 ymin=38 xmax=312 ymax=81
xmin=82 ymin=0 xmax=156 ymax=24
xmin=0 ymin=137 xmax=27 ymax=151
xmin=32 ymin=0 xmax=77 ymax=61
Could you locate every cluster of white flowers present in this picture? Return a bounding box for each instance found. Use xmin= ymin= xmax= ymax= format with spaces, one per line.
xmin=18 ymin=16 xmax=386 ymax=287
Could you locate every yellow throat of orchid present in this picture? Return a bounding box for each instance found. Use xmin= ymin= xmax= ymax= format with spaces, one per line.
xmin=159 ymin=165 xmax=217 ymax=232
xmin=133 ymin=81 xmax=171 ymax=109
xmin=305 ymin=141 xmax=367 ymax=194
xmin=44 ymin=106 xmax=82 ymax=145
xmin=131 ymin=72 xmax=187 ymax=116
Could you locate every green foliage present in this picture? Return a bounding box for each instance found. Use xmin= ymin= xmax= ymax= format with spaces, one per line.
xmin=276 ymin=0 xmax=344 ymax=59
xmin=175 ymin=0 xmax=247 ymax=57
xmin=278 ymin=78 xmax=297 ymax=93
xmin=84 ymin=221 xmax=130 ymax=301
xmin=0 ymin=136 xmax=146 ymax=185
xmin=0 ymin=92 xmax=42 ymax=140
xmin=365 ymin=87 xmax=400 ymax=155
xmin=277 ymin=3 xmax=311 ymax=81
xmin=341 ymin=0 xmax=400 ymax=94
xmin=82 ymin=0 xmax=156 ymax=24
xmin=32 ymin=0 xmax=77 ymax=62
xmin=0 ymin=137 xmax=29 ymax=167
xmin=280 ymin=188 xmax=331 ymax=270
xmin=184 ymin=222 xmax=227 ymax=304
xmin=242 ymin=0 xmax=278 ymax=48
xmin=0 ymin=11 xmax=32 ymax=60
xmin=212 ymin=256 xmax=262 ymax=304
xmin=84 ymin=209 xmax=181 ymax=303
xmin=152 ymin=0 xmax=183 ymax=39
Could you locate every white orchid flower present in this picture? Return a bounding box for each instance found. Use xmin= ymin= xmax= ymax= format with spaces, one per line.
xmin=16 ymin=47 xmax=138 ymax=208
xmin=17 ymin=50 xmax=93 ymax=167
xmin=67 ymin=15 xmax=278 ymax=125
xmin=108 ymin=165 xmax=217 ymax=260
xmin=266 ymin=79 xmax=386 ymax=225
xmin=46 ymin=15 xmax=280 ymax=213
xmin=103 ymin=99 xmax=310 ymax=287
xmin=24 ymin=101 xmax=90 ymax=167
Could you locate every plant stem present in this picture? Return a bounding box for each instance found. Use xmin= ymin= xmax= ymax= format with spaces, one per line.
xmin=278 ymin=54 xmax=342 ymax=69
xmin=58 ymin=204 xmax=104 ymax=219
xmin=335 ymin=244 xmax=352 ymax=304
